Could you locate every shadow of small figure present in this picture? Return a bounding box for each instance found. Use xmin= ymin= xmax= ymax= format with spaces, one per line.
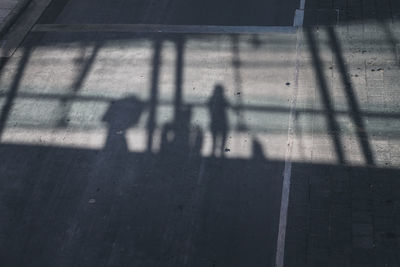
xmin=252 ymin=137 xmax=267 ymax=162
xmin=208 ymin=84 xmax=229 ymax=157
xmin=102 ymin=96 xmax=144 ymax=153
xmin=188 ymin=124 xmax=203 ymax=160
xmin=160 ymin=105 xmax=203 ymax=160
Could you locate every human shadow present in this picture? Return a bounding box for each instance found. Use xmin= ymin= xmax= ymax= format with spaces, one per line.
xmin=252 ymin=137 xmax=267 ymax=162
xmin=67 ymin=95 xmax=146 ymax=263
xmin=3 ymin=89 xmax=399 ymax=266
xmin=208 ymin=84 xmax=229 ymax=157
xmin=102 ymin=96 xmax=145 ymax=153
xmin=160 ymin=104 xmax=203 ymax=162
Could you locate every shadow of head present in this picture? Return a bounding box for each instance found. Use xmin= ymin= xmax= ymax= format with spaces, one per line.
xmin=214 ymin=84 xmax=224 ymax=97
xmin=102 ymin=96 xmax=145 ymax=131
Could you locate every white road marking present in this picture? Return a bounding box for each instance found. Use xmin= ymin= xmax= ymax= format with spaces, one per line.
xmin=276 ymin=1 xmax=305 ymax=266
xmin=300 ymin=0 xmax=306 ymax=9
xmin=293 ymin=10 xmax=305 ymax=26
xmin=293 ymin=0 xmax=306 ymax=27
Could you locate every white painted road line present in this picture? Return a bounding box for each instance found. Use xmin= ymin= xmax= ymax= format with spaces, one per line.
xmin=300 ymin=0 xmax=306 ymax=10
xmin=293 ymin=0 xmax=306 ymax=27
xmin=275 ymin=27 xmax=302 ymax=267
xmin=31 ymin=24 xmax=297 ymax=34
xmin=276 ymin=1 xmax=305 ymax=266
xmin=293 ymin=9 xmax=305 ymax=26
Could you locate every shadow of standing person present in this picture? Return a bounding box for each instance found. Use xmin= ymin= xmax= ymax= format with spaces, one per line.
xmin=71 ymin=95 xmax=145 ymax=265
xmin=102 ymin=96 xmax=144 ymax=153
xmin=208 ymin=84 xmax=229 ymax=157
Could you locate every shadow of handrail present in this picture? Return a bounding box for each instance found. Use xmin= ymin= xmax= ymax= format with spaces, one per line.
xmin=326 ymin=26 xmax=375 ymax=165
xmin=305 ymin=27 xmax=346 ymax=164
xmin=0 ymin=46 xmax=32 ymax=138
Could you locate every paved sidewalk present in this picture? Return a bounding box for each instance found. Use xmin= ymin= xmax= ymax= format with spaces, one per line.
xmin=284 ymin=2 xmax=400 ymax=266
xmin=0 ymin=0 xmax=19 ymax=23
xmin=304 ymin=0 xmax=400 ymax=24
xmin=0 ymin=0 xmax=32 ymax=42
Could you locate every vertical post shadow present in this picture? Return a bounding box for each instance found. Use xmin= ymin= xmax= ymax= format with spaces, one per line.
xmin=174 ymin=36 xmax=185 ymax=124
xmin=230 ymin=34 xmax=246 ymax=131
xmin=146 ymin=38 xmax=162 ymax=152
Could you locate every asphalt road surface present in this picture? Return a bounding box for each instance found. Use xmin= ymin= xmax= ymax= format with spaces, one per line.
xmin=0 ymin=1 xmax=300 ymax=266
xmin=40 ymin=0 xmax=300 ymax=26
xmin=2 ymin=0 xmax=400 ymax=267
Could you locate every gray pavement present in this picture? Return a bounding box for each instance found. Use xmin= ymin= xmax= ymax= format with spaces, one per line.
xmin=0 ymin=28 xmax=298 ymax=267
xmin=38 ymin=0 xmax=299 ymax=26
xmin=0 ymin=0 xmax=399 ymax=267
xmin=285 ymin=1 xmax=400 ymax=266
xmin=0 ymin=0 xmax=19 ymax=23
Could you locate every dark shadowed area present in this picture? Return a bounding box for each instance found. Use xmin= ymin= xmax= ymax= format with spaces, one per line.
xmin=38 ymin=0 xmax=300 ymax=26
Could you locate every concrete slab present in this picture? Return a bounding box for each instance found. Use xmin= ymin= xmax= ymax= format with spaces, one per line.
xmin=0 ymin=30 xmax=299 ymax=266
